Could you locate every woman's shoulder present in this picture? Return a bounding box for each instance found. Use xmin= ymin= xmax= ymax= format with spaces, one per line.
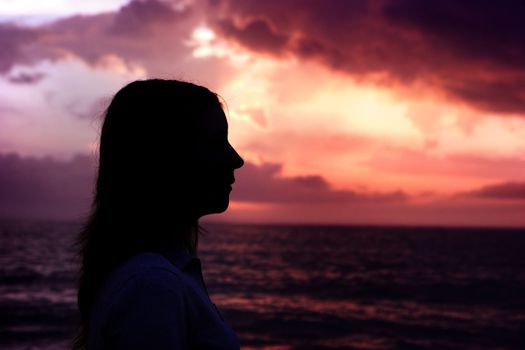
xmin=91 ymin=253 xmax=194 ymax=349
xmin=116 ymin=251 xmax=181 ymax=278
xmin=99 ymin=252 xmax=185 ymax=305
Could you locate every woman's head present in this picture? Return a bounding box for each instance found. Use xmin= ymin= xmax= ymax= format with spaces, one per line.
xmin=71 ymin=79 xmax=243 ymax=349
xmin=98 ymin=79 xmax=243 ymax=223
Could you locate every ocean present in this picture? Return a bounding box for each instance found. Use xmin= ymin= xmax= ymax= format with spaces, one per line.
xmin=0 ymin=220 xmax=524 ymax=349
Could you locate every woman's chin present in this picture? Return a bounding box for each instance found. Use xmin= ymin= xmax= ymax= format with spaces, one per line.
xmin=213 ymin=198 xmax=230 ymax=214
xmin=198 ymin=197 xmax=230 ymax=217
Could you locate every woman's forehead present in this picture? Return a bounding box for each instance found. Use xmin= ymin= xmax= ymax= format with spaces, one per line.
xmin=198 ymin=107 xmax=228 ymax=135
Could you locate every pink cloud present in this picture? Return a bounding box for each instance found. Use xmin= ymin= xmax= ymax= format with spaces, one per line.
xmin=232 ymin=161 xmax=408 ymax=203
xmin=365 ymin=149 xmax=525 ymax=181
xmin=241 ymin=130 xmax=374 ymax=160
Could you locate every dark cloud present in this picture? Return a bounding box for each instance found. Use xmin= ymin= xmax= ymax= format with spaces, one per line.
xmin=461 ymin=182 xmax=525 ymax=200
xmin=231 ymin=161 xmax=407 ymax=203
xmin=208 ymin=0 xmax=525 ymax=115
xmin=0 ymin=24 xmax=39 ymax=73
xmin=216 ymin=18 xmax=289 ymax=54
xmin=109 ymin=0 xmax=188 ymax=36
xmin=444 ymin=79 xmax=525 ymax=114
xmin=384 ymin=0 xmax=525 ymax=69
xmin=0 ymin=153 xmax=95 ymax=220
xmin=7 ymin=72 xmax=46 ymax=84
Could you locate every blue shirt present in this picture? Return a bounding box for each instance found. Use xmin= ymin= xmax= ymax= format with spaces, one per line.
xmin=87 ymin=251 xmax=240 ymax=350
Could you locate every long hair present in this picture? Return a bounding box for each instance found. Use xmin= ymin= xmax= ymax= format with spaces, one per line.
xmin=71 ymin=79 xmax=221 ymax=350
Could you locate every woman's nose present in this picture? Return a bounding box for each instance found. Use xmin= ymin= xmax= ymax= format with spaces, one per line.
xmin=228 ymin=142 xmax=244 ymax=169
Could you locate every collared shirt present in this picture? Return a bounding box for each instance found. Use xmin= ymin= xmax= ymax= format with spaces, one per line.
xmin=87 ymin=250 xmax=240 ymax=350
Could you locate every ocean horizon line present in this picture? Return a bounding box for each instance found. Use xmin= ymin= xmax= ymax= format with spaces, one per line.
xmin=0 ymin=217 xmax=524 ymax=231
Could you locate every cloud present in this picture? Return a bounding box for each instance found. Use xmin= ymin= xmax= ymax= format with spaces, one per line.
xmin=0 ymin=152 xmax=95 ymax=220
xmin=444 ymin=79 xmax=525 ymax=114
xmin=108 ymin=0 xmax=188 ymax=36
xmin=0 ymin=24 xmax=39 ymax=73
xmin=36 ymin=0 xmax=192 ymax=68
xmin=231 ymin=161 xmax=407 ymax=203
xmin=7 ymin=71 xmax=46 ymax=84
xmin=460 ymin=182 xmax=525 ymax=200
xmin=241 ymin=130 xmax=374 ymax=159
xmin=235 ymin=107 xmax=267 ymax=128
xmin=0 ymin=0 xmax=238 ymax=158
xmin=216 ymin=18 xmax=289 ymax=54
xmin=5 ymin=0 xmax=523 ymax=115
xmin=0 ymin=0 xmax=235 ymax=87
xmin=384 ymin=0 xmax=525 ymax=70
xmin=3 ymin=0 xmax=525 ymax=114
xmin=365 ymin=150 xmax=525 ymax=181
xmin=208 ymin=0 xmax=525 ymax=115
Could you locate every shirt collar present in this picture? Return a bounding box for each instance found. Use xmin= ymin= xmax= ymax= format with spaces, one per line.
xmin=164 ymin=249 xmax=210 ymax=295
xmin=164 ymin=248 xmax=201 ymax=272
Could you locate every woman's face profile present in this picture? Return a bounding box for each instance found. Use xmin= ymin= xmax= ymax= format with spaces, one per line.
xmin=187 ymin=105 xmax=244 ymax=218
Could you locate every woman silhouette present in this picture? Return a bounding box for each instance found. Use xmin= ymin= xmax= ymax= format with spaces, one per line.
xmin=72 ymin=79 xmax=244 ymax=350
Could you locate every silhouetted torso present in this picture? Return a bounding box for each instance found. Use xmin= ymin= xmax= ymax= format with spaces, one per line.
xmin=87 ymin=251 xmax=240 ymax=350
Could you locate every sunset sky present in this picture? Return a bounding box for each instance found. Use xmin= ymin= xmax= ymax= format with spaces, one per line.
xmin=1 ymin=0 xmax=524 ymax=226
